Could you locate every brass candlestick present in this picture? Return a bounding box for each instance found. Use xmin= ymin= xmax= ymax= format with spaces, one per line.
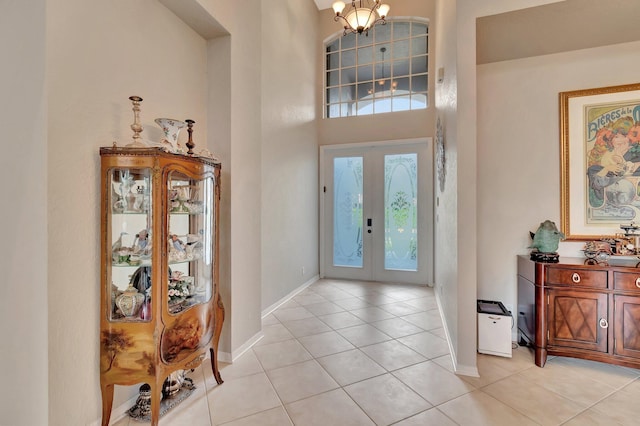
xmin=127 ymin=96 xmax=146 ymax=148
xmin=185 ymin=119 xmax=195 ymax=155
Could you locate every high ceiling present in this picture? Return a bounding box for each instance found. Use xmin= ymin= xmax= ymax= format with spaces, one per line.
xmin=477 ymin=0 xmax=640 ymax=64
xmin=317 ymin=0 xmax=640 ymax=64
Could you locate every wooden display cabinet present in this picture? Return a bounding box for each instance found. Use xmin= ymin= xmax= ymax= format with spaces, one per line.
xmin=517 ymin=255 xmax=640 ymax=369
xmin=99 ymin=147 xmax=223 ymax=425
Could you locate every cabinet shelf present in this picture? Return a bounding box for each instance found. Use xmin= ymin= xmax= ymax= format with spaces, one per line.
xmin=112 ymin=211 xmax=150 ymax=215
xmin=112 ymin=260 xmax=152 ymax=268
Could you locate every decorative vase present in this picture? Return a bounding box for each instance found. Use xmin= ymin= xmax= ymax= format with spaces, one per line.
xmin=155 ymin=118 xmax=186 ymax=153
xmin=129 ymin=383 xmax=152 ymax=418
xmin=162 ymin=370 xmax=185 ymax=398
xmin=115 ymin=284 xmax=145 ymax=318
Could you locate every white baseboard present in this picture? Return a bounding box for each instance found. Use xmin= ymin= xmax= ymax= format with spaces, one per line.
xmin=262 ymin=275 xmax=320 ymax=318
xmin=221 ymin=329 xmax=265 ymax=363
xmin=434 ymin=288 xmax=480 ymax=378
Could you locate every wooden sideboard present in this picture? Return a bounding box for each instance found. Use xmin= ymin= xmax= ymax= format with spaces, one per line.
xmin=517 ymin=255 xmax=640 ymax=369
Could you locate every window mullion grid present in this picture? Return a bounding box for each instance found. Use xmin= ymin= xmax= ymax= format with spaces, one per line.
xmin=326 ymin=19 xmax=428 ymax=118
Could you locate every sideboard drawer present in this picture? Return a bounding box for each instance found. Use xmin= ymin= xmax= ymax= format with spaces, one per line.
xmin=546 ymin=268 xmax=608 ymax=288
xmin=613 ymin=272 xmax=640 ymax=292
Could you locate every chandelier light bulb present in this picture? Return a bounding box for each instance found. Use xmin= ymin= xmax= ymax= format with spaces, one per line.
xmin=377 ymin=4 xmax=390 ymax=18
xmin=332 ymin=1 xmax=346 ymax=15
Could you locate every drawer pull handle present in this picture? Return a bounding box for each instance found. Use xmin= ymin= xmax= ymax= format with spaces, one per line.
xmin=599 ymin=318 xmax=609 ymax=329
xmin=636 ymin=277 xmax=640 ymax=288
xmin=572 ymin=273 xmax=581 ymax=283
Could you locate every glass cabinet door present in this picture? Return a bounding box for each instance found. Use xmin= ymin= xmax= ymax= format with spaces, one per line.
xmin=167 ymin=170 xmax=214 ymax=314
xmin=107 ymin=167 xmax=153 ymax=322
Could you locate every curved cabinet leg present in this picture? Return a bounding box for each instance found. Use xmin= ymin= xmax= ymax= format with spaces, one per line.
xmin=100 ymin=383 xmax=114 ymax=426
xmin=210 ymin=347 xmax=224 ymax=385
xmin=210 ymin=293 xmax=225 ymax=384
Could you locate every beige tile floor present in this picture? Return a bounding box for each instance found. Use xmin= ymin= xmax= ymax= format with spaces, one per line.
xmin=112 ymin=279 xmax=640 ymax=425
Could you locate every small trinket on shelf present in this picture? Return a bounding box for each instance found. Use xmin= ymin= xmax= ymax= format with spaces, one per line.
xmin=115 ymin=284 xmax=145 ymax=318
xmin=132 ymin=229 xmax=150 ymax=256
xmin=112 ymin=231 xmax=133 ymax=264
xmin=198 ymin=148 xmax=218 ymax=160
xmin=168 ymin=234 xmax=187 ymax=262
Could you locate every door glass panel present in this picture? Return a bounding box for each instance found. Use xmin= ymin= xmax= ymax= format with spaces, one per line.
xmin=384 ymin=154 xmax=417 ymax=271
xmin=333 ymin=157 xmax=363 ymax=267
xmin=167 ymin=171 xmax=214 ymax=314
xmin=109 ymin=167 xmax=153 ymax=322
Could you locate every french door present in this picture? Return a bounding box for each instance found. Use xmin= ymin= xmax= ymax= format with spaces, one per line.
xmin=320 ymin=140 xmax=433 ymax=284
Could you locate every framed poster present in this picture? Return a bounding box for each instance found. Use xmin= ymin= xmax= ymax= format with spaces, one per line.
xmin=560 ymin=82 xmax=640 ymax=240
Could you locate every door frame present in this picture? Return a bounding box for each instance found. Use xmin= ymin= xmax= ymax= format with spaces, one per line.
xmin=319 ymin=137 xmax=434 ymax=284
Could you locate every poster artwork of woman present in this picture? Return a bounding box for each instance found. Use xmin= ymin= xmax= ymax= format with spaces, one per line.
xmin=587 ymin=116 xmax=640 ymax=222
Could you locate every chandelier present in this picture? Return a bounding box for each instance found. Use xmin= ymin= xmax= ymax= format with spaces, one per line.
xmin=332 ymin=1 xmax=390 ymax=36
xmin=377 ymin=47 xmax=397 ymax=91
xmin=368 ymin=47 xmax=397 ymax=94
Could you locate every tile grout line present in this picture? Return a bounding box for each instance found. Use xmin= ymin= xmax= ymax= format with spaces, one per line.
xmin=273 ymin=283 xmax=448 ymax=425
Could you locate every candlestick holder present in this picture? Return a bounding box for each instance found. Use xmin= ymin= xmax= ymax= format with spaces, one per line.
xmin=127 ymin=96 xmax=147 ymax=148
xmin=185 ymin=119 xmax=195 ymax=155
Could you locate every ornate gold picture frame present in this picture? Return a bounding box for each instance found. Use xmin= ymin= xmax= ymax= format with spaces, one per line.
xmin=560 ymin=82 xmax=640 ymax=240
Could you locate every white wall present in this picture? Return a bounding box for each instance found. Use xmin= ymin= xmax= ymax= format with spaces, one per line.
xmin=0 ymin=1 xmax=48 ymax=424
xmin=434 ymin=0 xmax=567 ymax=374
xmin=178 ymin=0 xmax=265 ymax=359
xmin=211 ymin=2 xmax=264 ymax=359
xmin=207 ymin=35 xmax=234 ymax=354
xmin=47 ymin=0 xmax=211 ymax=423
xmin=261 ymin=0 xmax=320 ymax=310
xmin=433 ymin=0 xmax=462 ymax=371
xmin=477 ymin=40 xmax=640 ymax=333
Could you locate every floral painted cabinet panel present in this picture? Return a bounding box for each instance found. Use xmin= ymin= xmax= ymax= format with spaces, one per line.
xmin=99 ymin=147 xmax=223 ymax=426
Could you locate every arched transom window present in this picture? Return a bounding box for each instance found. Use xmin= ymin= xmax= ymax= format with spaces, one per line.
xmin=325 ymin=19 xmax=428 ymax=118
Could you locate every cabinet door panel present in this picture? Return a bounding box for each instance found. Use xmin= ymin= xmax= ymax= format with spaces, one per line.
xmin=107 ymin=167 xmax=153 ymax=323
xmin=548 ymin=289 xmax=608 ymax=353
xmin=614 ymin=295 xmax=640 ymax=359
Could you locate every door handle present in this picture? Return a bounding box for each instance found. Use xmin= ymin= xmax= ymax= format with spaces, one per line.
xmin=367 ymin=218 xmax=372 ymax=233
